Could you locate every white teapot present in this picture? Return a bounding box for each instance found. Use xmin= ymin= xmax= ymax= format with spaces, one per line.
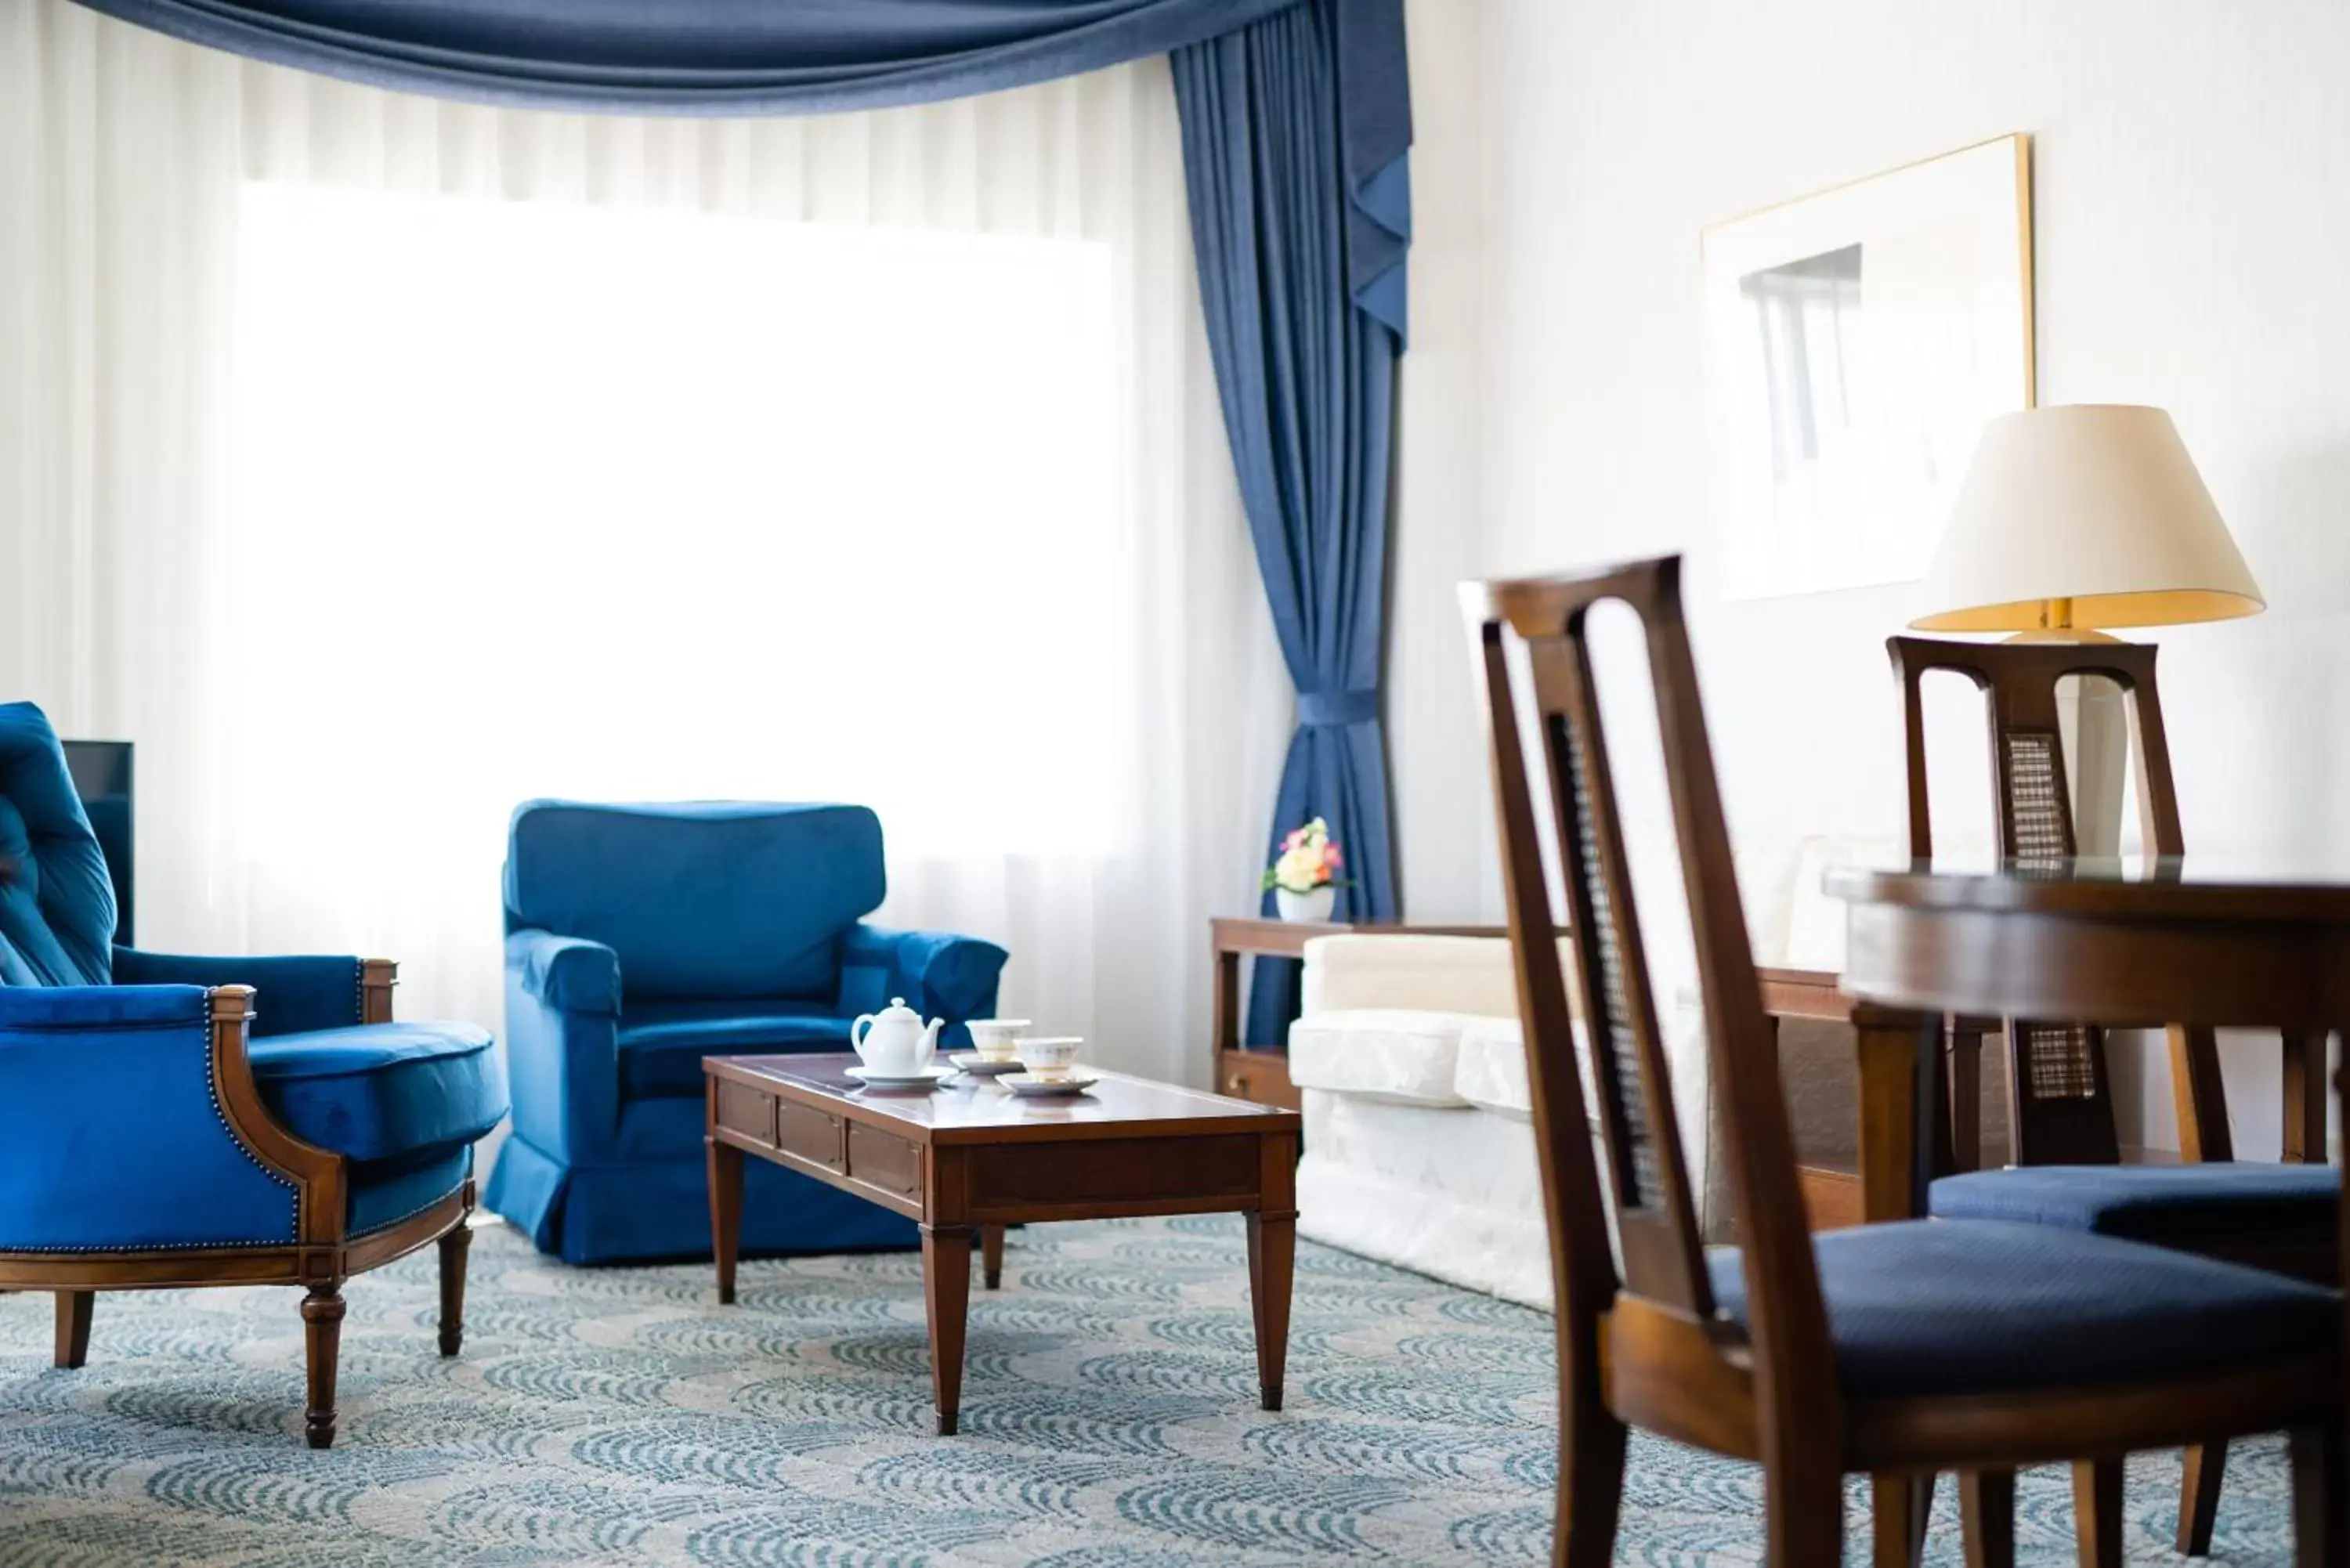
xmin=849 ymin=996 xmax=944 ymax=1076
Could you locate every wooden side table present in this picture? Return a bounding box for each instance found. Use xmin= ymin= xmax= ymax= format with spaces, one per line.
xmin=1209 ymin=916 xmax=1502 ymax=1109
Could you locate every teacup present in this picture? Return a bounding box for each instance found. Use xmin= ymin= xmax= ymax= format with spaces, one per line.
xmin=1019 ymin=1036 xmax=1083 ymax=1079
xmin=965 ymin=1019 xmax=1031 ymax=1060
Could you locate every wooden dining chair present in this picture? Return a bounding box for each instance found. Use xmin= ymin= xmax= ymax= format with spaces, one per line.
xmin=1468 ymin=555 xmax=2341 ymax=1568
xmin=1891 ymin=635 xmax=2342 ymax=1560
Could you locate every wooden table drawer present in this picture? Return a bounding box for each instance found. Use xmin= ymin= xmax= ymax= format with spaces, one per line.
xmin=845 ymin=1121 xmax=921 ymax=1198
xmin=776 ymin=1099 xmax=845 ymax=1172
xmin=714 ymin=1081 xmax=777 ymax=1146
xmin=1217 ymin=1050 xmax=1301 ymax=1111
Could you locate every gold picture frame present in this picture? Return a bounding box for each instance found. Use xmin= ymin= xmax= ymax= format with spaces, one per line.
xmin=1703 ymin=134 xmax=2035 ymax=601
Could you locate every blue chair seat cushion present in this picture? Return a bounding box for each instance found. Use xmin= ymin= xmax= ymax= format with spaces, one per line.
xmin=616 ymin=1000 xmax=854 ymax=1099
xmin=248 ymin=1021 xmax=506 ymax=1163
xmin=1930 ymin=1162 xmax=2340 ymax=1248
xmin=1705 ymin=1219 xmax=2339 ymax=1398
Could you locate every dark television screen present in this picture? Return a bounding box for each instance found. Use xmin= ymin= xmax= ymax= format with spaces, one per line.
xmin=62 ymin=740 xmax=133 ymax=946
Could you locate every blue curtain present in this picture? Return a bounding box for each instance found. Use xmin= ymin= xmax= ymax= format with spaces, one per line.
xmin=1172 ymin=0 xmax=1408 ymax=1050
xmin=68 ymin=0 xmax=1303 ymax=117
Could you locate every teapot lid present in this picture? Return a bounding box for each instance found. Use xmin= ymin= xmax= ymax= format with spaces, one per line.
xmin=876 ymin=996 xmax=916 ymax=1017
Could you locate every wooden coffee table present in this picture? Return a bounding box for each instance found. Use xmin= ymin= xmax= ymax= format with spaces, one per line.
xmin=702 ymin=1053 xmax=1302 ymax=1435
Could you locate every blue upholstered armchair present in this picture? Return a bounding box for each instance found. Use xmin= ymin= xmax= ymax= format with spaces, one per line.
xmin=0 ymin=702 xmax=508 ymax=1447
xmin=483 ymin=800 xmax=1008 ymax=1264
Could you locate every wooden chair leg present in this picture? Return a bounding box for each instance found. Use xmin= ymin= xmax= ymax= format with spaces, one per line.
xmin=2073 ymin=1458 xmax=2124 ymax=1568
xmin=2281 ymin=1031 xmax=2328 ymax=1164
xmin=1871 ymin=1474 xmax=1932 ymax=1568
xmin=52 ymin=1291 xmax=93 ymax=1369
xmin=437 ymin=1223 xmax=471 ymax=1358
xmin=1961 ymin=1469 xmax=2016 ymax=1568
xmin=1765 ymin=1478 xmax=1846 ymax=1568
xmin=1947 ymin=1026 xmax=1985 ymax=1172
xmin=1764 ymin=1460 xmax=1845 ymax=1568
xmin=2176 ymin=1440 xmax=2225 ymax=1556
xmin=301 ymin=1284 xmax=346 ymax=1450
xmin=2290 ymin=1425 xmax=2345 ymax=1568
xmin=2290 ymin=1425 xmax=2347 ymax=1567
xmin=1555 ymin=1392 xmax=1625 ymax=1568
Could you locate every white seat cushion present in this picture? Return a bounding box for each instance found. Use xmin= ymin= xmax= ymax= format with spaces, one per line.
xmin=1452 ymin=1015 xmax=1599 ymax=1122
xmin=1286 ymin=1009 xmax=1477 ymax=1107
xmin=1455 ymin=1017 xmax=1530 ymax=1119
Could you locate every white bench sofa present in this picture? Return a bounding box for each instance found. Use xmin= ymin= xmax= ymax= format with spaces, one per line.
xmin=1288 ymin=836 xmax=1900 ymax=1309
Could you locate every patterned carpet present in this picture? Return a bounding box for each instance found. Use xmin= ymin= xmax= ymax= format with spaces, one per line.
xmin=0 ymin=1217 xmax=2302 ymax=1566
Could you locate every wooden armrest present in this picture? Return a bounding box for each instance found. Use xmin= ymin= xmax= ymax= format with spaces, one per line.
xmin=1755 ymin=966 xmax=1865 ymax=1024
xmin=1755 ymin=966 xmax=1998 ymax=1033
xmin=360 ymin=959 xmax=398 ymax=1024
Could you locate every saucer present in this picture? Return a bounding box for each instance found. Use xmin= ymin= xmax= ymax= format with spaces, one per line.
xmin=845 ymin=1064 xmax=957 ymax=1089
xmin=1002 ymin=1071 xmax=1099 ymax=1098
xmin=949 ymin=1052 xmax=1024 ymax=1077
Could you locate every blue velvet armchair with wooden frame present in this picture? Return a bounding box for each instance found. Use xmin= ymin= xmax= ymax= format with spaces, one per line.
xmin=483 ymin=800 xmax=1009 ymax=1265
xmin=0 ymin=702 xmax=509 ymax=1447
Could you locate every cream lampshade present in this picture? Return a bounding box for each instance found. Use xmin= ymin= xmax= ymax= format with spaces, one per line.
xmin=1911 ymin=404 xmax=2263 ymax=635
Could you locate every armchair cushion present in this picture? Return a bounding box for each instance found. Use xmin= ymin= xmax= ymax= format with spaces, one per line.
xmin=1929 ymin=1162 xmax=2341 ymax=1250
xmin=0 ymin=702 xmax=114 ymax=988
xmin=248 ymin=1021 xmax=505 ymax=1162
xmin=112 ymin=948 xmax=367 ymax=1037
xmin=1705 ymin=1218 xmax=2338 ymax=1397
xmin=1288 ymin=1010 xmax=1477 ymax=1107
xmin=1298 ymin=934 xmax=1522 ymax=1017
xmin=615 ymin=999 xmax=849 ymax=1099
xmin=506 ymin=800 xmax=884 ymax=999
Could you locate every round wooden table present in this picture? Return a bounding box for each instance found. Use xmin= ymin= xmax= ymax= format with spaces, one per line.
xmin=1827 ymin=855 xmax=2348 ymax=1208
xmin=1826 ymin=854 xmax=2348 ymax=1533
xmin=1819 ymin=857 xmax=2347 ymax=1219
xmin=1831 ymin=856 xmax=2350 ymax=1035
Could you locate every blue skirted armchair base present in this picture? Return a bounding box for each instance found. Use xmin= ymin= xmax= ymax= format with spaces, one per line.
xmin=484 ymin=800 xmax=1007 ymax=1265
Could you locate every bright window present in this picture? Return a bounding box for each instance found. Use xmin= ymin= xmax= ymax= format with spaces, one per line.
xmin=232 ymin=182 xmax=1119 ymax=862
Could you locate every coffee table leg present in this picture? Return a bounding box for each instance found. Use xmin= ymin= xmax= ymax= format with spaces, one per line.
xmin=1246 ymin=1209 xmax=1295 ymax=1412
xmin=707 ymin=1136 xmax=743 ymax=1306
xmin=980 ymin=1226 xmax=1005 ymax=1291
xmin=921 ymin=1223 xmax=972 ymax=1436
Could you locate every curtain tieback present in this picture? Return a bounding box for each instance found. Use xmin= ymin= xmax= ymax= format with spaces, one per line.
xmin=1296 ymin=689 xmax=1379 ymax=728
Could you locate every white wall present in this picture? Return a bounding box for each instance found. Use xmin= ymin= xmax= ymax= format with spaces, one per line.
xmin=1392 ymin=0 xmax=2350 ymax=1154
xmin=1387 ymin=0 xmax=1492 ymax=922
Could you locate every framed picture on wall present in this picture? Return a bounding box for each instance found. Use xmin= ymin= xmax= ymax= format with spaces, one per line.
xmin=1703 ymin=134 xmax=2034 ymax=601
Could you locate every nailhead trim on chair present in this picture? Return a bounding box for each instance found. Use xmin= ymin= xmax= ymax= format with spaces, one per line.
xmin=0 ymin=1002 xmax=299 ymax=1252
xmin=352 ymin=1183 xmax=465 ymax=1239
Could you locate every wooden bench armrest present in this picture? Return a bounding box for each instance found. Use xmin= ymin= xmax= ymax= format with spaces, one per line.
xmin=1755 ymin=966 xmax=1997 ymax=1033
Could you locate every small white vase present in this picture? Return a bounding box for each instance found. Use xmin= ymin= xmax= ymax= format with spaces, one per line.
xmin=1274 ymin=885 xmax=1336 ymax=923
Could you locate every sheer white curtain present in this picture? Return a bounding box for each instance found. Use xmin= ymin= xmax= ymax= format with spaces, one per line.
xmin=0 ymin=0 xmax=1289 ymax=1083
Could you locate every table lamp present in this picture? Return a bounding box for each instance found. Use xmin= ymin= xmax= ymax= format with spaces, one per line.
xmin=1914 ymin=404 xmax=2262 ymax=640
xmin=1911 ymin=404 xmax=2263 ymax=849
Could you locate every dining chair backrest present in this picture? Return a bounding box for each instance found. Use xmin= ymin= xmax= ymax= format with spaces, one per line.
xmin=1885 ymin=637 xmax=2231 ymax=1162
xmin=1466 ymin=556 xmax=1833 ymax=1420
